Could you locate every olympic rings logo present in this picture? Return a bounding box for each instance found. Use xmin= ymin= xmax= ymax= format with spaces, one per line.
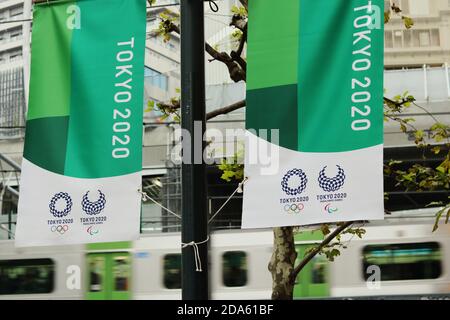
xmin=283 ymin=203 xmax=304 ymax=214
xmin=51 ymin=225 xmax=69 ymax=234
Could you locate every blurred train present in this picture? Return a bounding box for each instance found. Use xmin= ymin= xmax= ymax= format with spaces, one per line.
xmin=0 ymin=208 xmax=450 ymax=300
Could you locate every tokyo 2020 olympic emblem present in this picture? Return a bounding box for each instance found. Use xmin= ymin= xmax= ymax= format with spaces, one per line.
xmin=281 ymin=169 xmax=308 ymax=196
xmin=81 ymin=190 xmax=106 ymax=215
xmin=318 ymin=165 xmax=346 ymax=192
xmin=49 ymin=192 xmax=73 ymax=218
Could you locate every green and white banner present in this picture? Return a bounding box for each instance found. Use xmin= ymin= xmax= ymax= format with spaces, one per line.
xmin=15 ymin=0 xmax=146 ymax=246
xmin=242 ymin=0 xmax=385 ymax=228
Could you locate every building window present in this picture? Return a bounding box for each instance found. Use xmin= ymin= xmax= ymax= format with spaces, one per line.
xmin=385 ymin=31 xmax=393 ymax=48
xmin=0 ymin=259 xmax=55 ymax=295
xmin=163 ymin=254 xmax=181 ymax=289
xmin=393 ymin=30 xmax=403 ymax=48
xmin=145 ymin=66 xmax=168 ymax=91
xmin=419 ymin=30 xmax=430 ymax=47
xmin=222 ymin=251 xmax=247 ymax=287
xmin=387 ymin=29 xmax=440 ymax=48
xmin=9 ymin=6 xmax=23 ymax=17
xmin=430 ymin=29 xmax=440 ymax=46
xmin=403 ymin=29 xmax=412 ymax=47
xmin=408 ymin=0 xmax=429 ymax=16
xmin=10 ymin=27 xmax=22 ymax=40
xmin=362 ymin=242 xmax=442 ymax=281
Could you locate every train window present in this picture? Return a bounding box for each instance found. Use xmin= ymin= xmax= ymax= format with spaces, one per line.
xmin=88 ymin=256 xmax=105 ymax=292
xmin=222 ymin=251 xmax=247 ymax=287
xmin=112 ymin=256 xmax=131 ymax=292
xmin=0 ymin=259 xmax=54 ymax=295
xmin=311 ymin=256 xmax=327 ymax=284
xmin=163 ymin=254 xmax=181 ymax=289
xmin=362 ymin=242 xmax=442 ymax=281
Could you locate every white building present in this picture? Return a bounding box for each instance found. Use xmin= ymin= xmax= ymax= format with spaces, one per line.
xmin=384 ymin=0 xmax=450 ymax=68
xmin=0 ymin=0 xmax=28 ymax=71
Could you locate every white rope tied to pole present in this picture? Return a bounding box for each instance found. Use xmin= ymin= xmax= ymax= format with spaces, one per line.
xmin=139 ymin=177 xmax=247 ymax=272
xmin=139 ymin=190 xmax=182 ymax=219
xmin=208 ymin=177 xmax=248 ymax=224
xmin=181 ymin=236 xmax=209 ymax=272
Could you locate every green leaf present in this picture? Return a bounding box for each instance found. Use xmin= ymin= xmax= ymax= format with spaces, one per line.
xmin=431 ymin=146 xmax=441 ymax=155
xmin=436 ymin=166 xmax=446 ymax=174
xmin=220 ymin=171 xmax=235 ymax=182
xmin=402 ymin=16 xmax=414 ymax=29
xmin=415 ymin=130 xmax=424 ymax=139
xmin=433 ymin=208 xmax=445 ymax=232
xmin=384 ymin=11 xmax=390 ymax=24
xmin=400 ymin=123 xmax=407 ymax=133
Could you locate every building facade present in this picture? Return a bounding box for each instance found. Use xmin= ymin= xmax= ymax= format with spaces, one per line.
xmin=384 ymin=0 xmax=450 ymax=68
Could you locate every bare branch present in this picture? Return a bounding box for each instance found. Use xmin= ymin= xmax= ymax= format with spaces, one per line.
xmin=205 ymin=43 xmax=246 ymax=82
xmin=291 ymin=221 xmax=354 ymax=281
xmin=206 ymin=99 xmax=246 ymax=120
xmin=230 ymin=15 xmax=247 ymax=32
xmin=165 ymin=21 xmax=246 ymax=82
xmin=238 ymin=0 xmax=248 ymax=11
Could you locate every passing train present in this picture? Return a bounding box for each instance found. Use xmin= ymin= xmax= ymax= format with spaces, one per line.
xmin=0 ymin=208 xmax=449 ymax=300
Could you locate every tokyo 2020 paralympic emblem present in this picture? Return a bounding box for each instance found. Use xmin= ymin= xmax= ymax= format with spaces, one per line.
xmin=318 ymin=165 xmax=346 ymax=192
xmin=81 ymin=190 xmax=106 ymax=215
xmin=281 ymin=169 xmax=308 ymax=196
xmin=49 ymin=192 xmax=73 ymax=218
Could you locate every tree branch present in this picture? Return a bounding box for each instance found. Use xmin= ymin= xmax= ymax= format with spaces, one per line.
xmin=205 ymin=43 xmax=246 ymax=82
xmin=291 ymin=221 xmax=354 ymax=281
xmin=165 ymin=21 xmax=246 ymax=82
xmin=238 ymin=0 xmax=248 ymax=11
xmin=206 ymin=99 xmax=246 ymax=120
xmin=230 ymin=15 xmax=247 ymax=32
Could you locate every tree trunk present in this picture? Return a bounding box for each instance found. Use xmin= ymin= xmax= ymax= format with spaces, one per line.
xmin=268 ymin=227 xmax=297 ymax=300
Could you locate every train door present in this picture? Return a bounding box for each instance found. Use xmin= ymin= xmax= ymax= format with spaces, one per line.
xmin=86 ymin=252 xmax=132 ymax=300
xmin=294 ymin=244 xmax=330 ymax=299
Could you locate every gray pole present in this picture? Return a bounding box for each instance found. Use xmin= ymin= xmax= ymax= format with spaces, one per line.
xmin=180 ymin=0 xmax=209 ymax=300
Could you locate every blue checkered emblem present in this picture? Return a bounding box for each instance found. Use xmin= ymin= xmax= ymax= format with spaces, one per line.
xmin=318 ymin=165 xmax=346 ymax=192
xmin=49 ymin=192 xmax=73 ymax=218
xmin=281 ymin=169 xmax=308 ymax=196
xmin=82 ymin=190 xmax=106 ymax=215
